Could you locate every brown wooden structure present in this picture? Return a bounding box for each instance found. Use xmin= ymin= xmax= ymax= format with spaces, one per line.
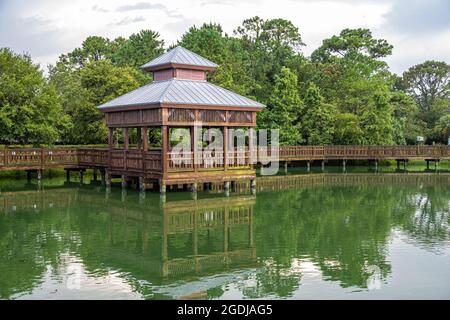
xmin=96 ymin=46 xmax=264 ymax=191
xmin=0 ymin=144 xmax=449 ymax=188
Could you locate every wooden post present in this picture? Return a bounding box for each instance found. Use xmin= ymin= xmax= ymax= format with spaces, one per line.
xmin=192 ymin=125 xmax=199 ymax=171
xmin=123 ymin=128 xmax=129 ymax=150
xmin=137 ymin=127 xmax=142 ymax=150
xmin=142 ymin=127 xmax=148 ymax=175
xmin=162 ymin=125 xmax=168 ymax=175
xmin=159 ymin=179 xmax=166 ymax=194
xmin=139 ymin=176 xmax=145 ymax=191
xmin=343 ymin=160 xmax=346 ymax=172
xmin=224 ymin=126 xmax=228 ymax=170
xmin=249 ymin=127 xmax=255 ymax=168
xmin=123 ymin=128 xmax=129 ymax=171
xmin=321 ymin=160 xmax=325 ymax=171
xmin=79 ymin=170 xmax=84 ymax=184
xmin=307 ymin=161 xmax=311 ymax=172
xmin=101 ymin=169 xmax=106 ymax=186
xmin=108 ymin=127 xmax=113 ymax=169
xmin=224 ymin=181 xmax=230 ymax=197
xmin=105 ymin=169 xmax=111 ymax=187
xmin=142 ymin=127 xmax=149 ymax=152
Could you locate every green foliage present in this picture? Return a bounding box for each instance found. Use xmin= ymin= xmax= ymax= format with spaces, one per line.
xmin=401 ymin=60 xmax=450 ymax=143
xmin=333 ymin=113 xmax=364 ymax=145
xmin=0 ymin=48 xmax=68 ymax=145
xmin=2 ymin=19 xmax=447 ymax=147
xmin=302 ymin=83 xmax=336 ymax=145
xmin=113 ymin=30 xmax=164 ymax=69
xmin=436 ymin=114 xmax=450 ymax=142
xmin=264 ymin=67 xmax=303 ymax=145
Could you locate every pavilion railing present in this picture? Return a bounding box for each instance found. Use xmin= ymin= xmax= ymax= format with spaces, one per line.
xmin=168 ymin=148 xmax=251 ymax=171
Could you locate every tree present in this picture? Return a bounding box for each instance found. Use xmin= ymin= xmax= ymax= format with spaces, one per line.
xmin=178 ymin=23 xmax=259 ymax=97
xmin=234 ymin=17 xmax=305 ymax=102
xmin=0 ymin=48 xmax=68 ymax=145
xmin=113 ymin=30 xmax=164 ymax=70
xmin=66 ymin=36 xmax=118 ymax=68
xmin=302 ymin=83 xmax=336 ymax=145
xmin=360 ymin=92 xmax=394 ymax=145
xmin=402 ymin=61 xmax=450 ymax=113
xmin=333 ymin=113 xmax=364 ymax=145
xmin=402 ymin=61 xmax=450 ymax=142
xmin=49 ymin=59 xmax=140 ymax=144
xmin=264 ymin=67 xmax=303 ymax=145
xmin=435 ymin=114 xmax=450 ymax=143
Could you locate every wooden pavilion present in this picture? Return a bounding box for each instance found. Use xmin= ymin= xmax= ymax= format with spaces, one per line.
xmin=97 ymin=46 xmax=265 ymax=192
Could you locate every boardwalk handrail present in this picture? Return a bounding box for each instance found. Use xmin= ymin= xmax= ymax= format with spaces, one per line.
xmin=0 ymin=145 xmax=448 ymax=171
xmin=261 ymin=145 xmax=450 ymax=160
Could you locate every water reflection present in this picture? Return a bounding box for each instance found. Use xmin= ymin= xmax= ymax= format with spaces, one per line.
xmin=0 ymin=173 xmax=449 ymax=299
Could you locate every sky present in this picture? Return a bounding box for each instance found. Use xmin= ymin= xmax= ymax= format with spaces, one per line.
xmin=0 ymin=0 xmax=449 ymax=74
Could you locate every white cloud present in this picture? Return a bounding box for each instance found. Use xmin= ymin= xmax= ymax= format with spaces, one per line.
xmin=0 ymin=0 xmax=448 ymax=74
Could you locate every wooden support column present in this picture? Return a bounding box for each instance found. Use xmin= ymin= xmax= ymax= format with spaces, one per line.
xmin=224 ymin=126 xmax=228 ymax=170
xmin=79 ymin=170 xmax=84 ymax=184
xmin=123 ymin=128 xmax=129 ymax=171
xmin=142 ymin=127 xmax=149 ymax=152
xmin=191 ymin=125 xmax=200 ymax=171
xmin=249 ymin=127 xmax=255 ymax=168
xmin=142 ymin=127 xmax=148 ymax=174
xmin=100 ymin=169 xmax=106 ymax=186
xmin=123 ymin=128 xmax=129 ymax=150
xmin=108 ymin=127 xmax=114 ymax=169
xmin=137 ymin=127 xmax=142 ymax=150
xmin=162 ymin=125 xmax=168 ymax=175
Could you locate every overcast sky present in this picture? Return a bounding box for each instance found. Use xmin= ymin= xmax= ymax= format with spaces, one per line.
xmin=0 ymin=0 xmax=449 ymax=74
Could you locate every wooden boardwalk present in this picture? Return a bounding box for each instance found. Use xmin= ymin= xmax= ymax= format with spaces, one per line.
xmin=0 ymin=145 xmax=448 ymax=188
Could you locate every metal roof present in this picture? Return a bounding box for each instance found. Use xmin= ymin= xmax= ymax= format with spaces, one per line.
xmin=98 ymin=79 xmax=265 ymax=110
xmin=141 ymin=46 xmax=218 ymax=70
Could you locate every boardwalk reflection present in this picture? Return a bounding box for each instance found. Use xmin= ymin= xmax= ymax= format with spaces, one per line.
xmin=0 ymin=173 xmax=449 ymax=299
xmin=0 ymin=186 xmax=256 ymax=299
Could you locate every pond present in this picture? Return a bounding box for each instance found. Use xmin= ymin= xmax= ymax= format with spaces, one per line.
xmin=0 ymin=171 xmax=449 ymax=299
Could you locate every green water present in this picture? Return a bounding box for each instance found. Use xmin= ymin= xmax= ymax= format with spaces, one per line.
xmin=0 ymin=171 xmax=450 ymax=299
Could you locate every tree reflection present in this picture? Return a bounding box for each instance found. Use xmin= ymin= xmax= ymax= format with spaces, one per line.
xmin=0 ymin=174 xmax=449 ymax=299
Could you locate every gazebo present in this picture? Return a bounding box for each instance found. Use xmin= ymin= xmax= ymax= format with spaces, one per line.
xmin=98 ymin=46 xmax=264 ymax=193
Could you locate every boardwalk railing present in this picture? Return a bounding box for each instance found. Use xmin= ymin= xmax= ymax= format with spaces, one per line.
xmin=0 ymin=148 xmax=78 ymax=169
xmin=0 ymin=145 xmax=448 ymax=172
xmin=261 ymin=145 xmax=450 ymax=161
